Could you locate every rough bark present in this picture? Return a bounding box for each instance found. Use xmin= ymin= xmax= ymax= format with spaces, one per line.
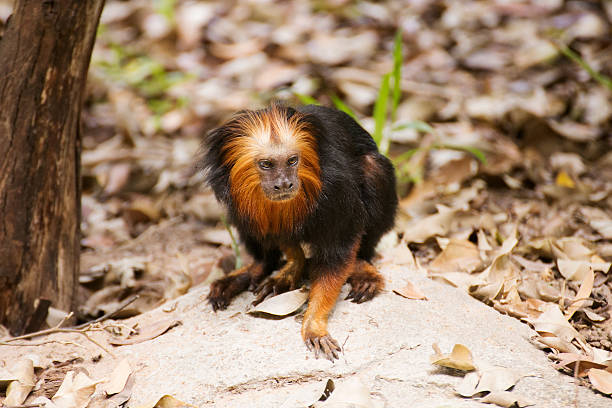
xmin=0 ymin=0 xmax=105 ymax=335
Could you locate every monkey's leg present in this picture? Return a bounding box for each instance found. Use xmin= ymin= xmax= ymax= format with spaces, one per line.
xmin=345 ymin=260 xmax=384 ymax=303
xmin=302 ymin=245 xmax=357 ymax=361
xmin=208 ymin=262 xmax=266 ymax=311
xmin=253 ymin=245 xmax=305 ymax=305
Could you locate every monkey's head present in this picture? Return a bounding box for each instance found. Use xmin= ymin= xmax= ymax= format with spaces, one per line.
xmin=208 ymin=105 xmax=322 ymax=235
xmin=255 ymin=147 xmax=300 ymax=201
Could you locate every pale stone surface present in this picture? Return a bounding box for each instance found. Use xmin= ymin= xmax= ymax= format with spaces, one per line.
xmin=3 ymin=264 xmax=610 ymax=407
xmin=118 ymin=264 xmax=609 ymax=407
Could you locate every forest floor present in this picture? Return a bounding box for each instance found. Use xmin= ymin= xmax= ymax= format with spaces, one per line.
xmin=1 ymin=0 xmax=612 ymax=407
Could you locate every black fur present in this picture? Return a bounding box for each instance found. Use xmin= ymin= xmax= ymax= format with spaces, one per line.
xmin=202 ymin=105 xmax=397 ymax=274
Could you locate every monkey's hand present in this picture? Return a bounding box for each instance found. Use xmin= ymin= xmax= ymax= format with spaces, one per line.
xmin=253 ymin=245 xmax=305 ymax=305
xmin=302 ymin=318 xmax=341 ymax=361
xmin=208 ymin=263 xmax=264 ymax=311
xmin=345 ymin=260 xmax=384 ymax=303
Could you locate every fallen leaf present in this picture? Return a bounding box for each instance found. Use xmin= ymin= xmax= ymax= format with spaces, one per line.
xmin=403 ymin=205 xmax=459 ymax=243
xmin=52 ymin=371 xmax=99 ymax=408
xmin=429 ymin=239 xmax=482 ymax=273
xmin=475 ymin=367 xmax=523 ymax=394
xmin=135 ymin=395 xmax=197 ymax=408
xmin=313 ymin=377 xmax=382 ymax=408
xmin=557 ymin=259 xmax=610 ymax=281
xmin=0 ymin=366 xmax=18 ymax=387
xmin=456 ymin=371 xmax=481 ymax=397
xmin=110 ymin=319 xmax=181 ymax=346
xmin=565 ymin=268 xmax=594 ymax=319
xmin=532 ymin=304 xmax=582 ymax=343
xmin=480 ymin=391 xmax=534 ymax=407
xmin=248 ymin=288 xmax=308 ymax=317
xmin=534 ymin=336 xmax=579 ymax=354
xmin=106 ymin=371 xmax=135 ymax=406
xmin=5 ymin=358 xmax=35 ymax=405
xmin=588 ymin=369 xmax=612 ymax=395
xmin=431 ymin=343 xmax=476 ymax=371
xmin=553 ymin=353 xmax=607 ymax=377
xmin=555 ymin=170 xmax=575 ymax=188
xmin=393 ymin=281 xmax=427 ymax=300
xmin=104 ymin=358 xmax=132 ymax=396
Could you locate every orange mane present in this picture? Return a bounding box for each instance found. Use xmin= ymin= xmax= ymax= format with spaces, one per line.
xmin=221 ymin=106 xmax=322 ymax=237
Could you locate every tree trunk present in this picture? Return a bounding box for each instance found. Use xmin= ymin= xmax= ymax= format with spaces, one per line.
xmin=0 ymin=0 xmax=105 ymax=335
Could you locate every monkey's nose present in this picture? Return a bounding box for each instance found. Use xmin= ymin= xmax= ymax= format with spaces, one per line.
xmin=274 ymin=181 xmax=294 ymax=191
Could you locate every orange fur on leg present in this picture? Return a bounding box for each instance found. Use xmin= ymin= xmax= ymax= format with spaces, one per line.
xmin=301 ymin=243 xmax=358 ymax=360
xmin=253 ymin=245 xmax=306 ymax=304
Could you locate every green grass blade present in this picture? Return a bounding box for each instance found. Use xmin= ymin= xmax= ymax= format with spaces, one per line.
xmin=221 ymin=215 xmax=242 ymax=269
xmin=557 ymin=43 xmax=612 ymax=91
xmin=438 ymin=144 xmax=487 ymax=164
xmin=392 ymin=148 xmax=420 ymax=164
xmin=392 ymin=120 xmax=434 ymax=133
xmin=373 ymin=73 xmax=390 ymax=148
xmin=294 ymin=93 xmax=321 ymax=105
xmin=391 ymin=30 xmax=403 ymax=121
xmin=331 ymin=94 xmax=358 ymax=122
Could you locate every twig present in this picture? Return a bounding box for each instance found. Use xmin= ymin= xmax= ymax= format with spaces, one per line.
xmin=73 ymin=295 xmax=139 ymax=329
xmin=4 ymin=404 xmax=45 ymax=408
xmin=2 ymin=295 xmax=138 ymax=342
xmin=0 ymin=295 xmax=139 ymax=357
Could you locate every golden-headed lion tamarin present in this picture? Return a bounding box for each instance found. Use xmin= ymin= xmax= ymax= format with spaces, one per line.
xmin=201 ymin=104 xmax=397 ymax=360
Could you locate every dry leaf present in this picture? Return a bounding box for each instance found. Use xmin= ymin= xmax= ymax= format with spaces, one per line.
xmin=553 ymin=353 xmax=607 ymax=377
xmin=534 ymin=336 xmax=580 ymax=354
xmin=104 ymin=358 xmax=132 ymax=396
xmin=588 ymin=369 xmax=612 ymax=395
xmin=565 ymin=268 xmax=594 ymax=319
xmin=393 ymin=281 xmax=427 ymax=300
xmin=480 ymin=391 xmax=534 ymax=407
xmin=135 ymin=395 xmax=197 ymax=408
xmin=555 ymin=170 xmax=575 ymax=188
xmin=110 ymin=319 xmax=181 ymax=346
xmin=475 ymin=367 xmax=523 ymax=394
xmin=431 ymin=343 xmax=476 ymax=371
xmin=5 ymin=358 xmax=35 ymax=405
xmin=248 ymin=288 xmax=308 ymax=316
xmin=533 ymin=304 xmax=581 ymax=343
xmin=456 ymin=371 xmax=481 ymax=397
xmin=429 ymin=239 xmax=482 ymax=273
xmin=52 ymin=371 xmax=99 ymax=408
xmin=557 ymin=259 xmax=610 ymax=281
xmin=403 ymin=205 xmax=459 ymax=243
xmin=313 ymin=378 xmax=383 ymax=408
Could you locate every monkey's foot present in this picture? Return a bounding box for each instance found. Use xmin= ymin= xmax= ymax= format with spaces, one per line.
xmin=345 ymin=261 xmax=384 ymax=303
xmin=304 ymin=333 xmax=341 ymax=361
xmin=208 ymin=268 xmax=252 ymax=311
xmin=252 ymin=273 xmax=300 ymax=305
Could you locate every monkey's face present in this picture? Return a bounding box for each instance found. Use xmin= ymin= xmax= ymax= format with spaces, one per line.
xmin=256 ymin=151 xmax=300 ymax=202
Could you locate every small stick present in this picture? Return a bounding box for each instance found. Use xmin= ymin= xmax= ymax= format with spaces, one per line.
xmin=73 ymin=295 xmax=139 ymax=329
xmin=2 ymin=295 xmax=139 ymax=342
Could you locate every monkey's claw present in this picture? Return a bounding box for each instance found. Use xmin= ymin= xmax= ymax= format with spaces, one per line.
xmin=207 ymin=271 xmax=251 ymax=311
xmin=305 ymin=334 xmax=341 ymax=361
xmin=345 ymin=280 xmax=378 ymax=303
xmin=252 ymin=276 xmax=296 ymax=305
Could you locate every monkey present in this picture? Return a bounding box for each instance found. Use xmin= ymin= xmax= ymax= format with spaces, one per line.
xmin=201 ymin=104 xmax=397 ymax=361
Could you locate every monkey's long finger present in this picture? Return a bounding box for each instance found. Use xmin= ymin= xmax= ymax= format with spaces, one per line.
xmin=313 ymin=339 xmax=321 ymax=359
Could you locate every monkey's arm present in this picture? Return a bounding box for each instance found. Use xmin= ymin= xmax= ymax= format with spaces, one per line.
xmin=208 ymin=235 xmax=281 ymax=310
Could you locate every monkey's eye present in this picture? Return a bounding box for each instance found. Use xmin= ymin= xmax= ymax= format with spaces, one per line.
xmin=258 ymin=159 xmax=273 ymax=170
xmin=287 ymin=156 xmax=299 ymax=166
